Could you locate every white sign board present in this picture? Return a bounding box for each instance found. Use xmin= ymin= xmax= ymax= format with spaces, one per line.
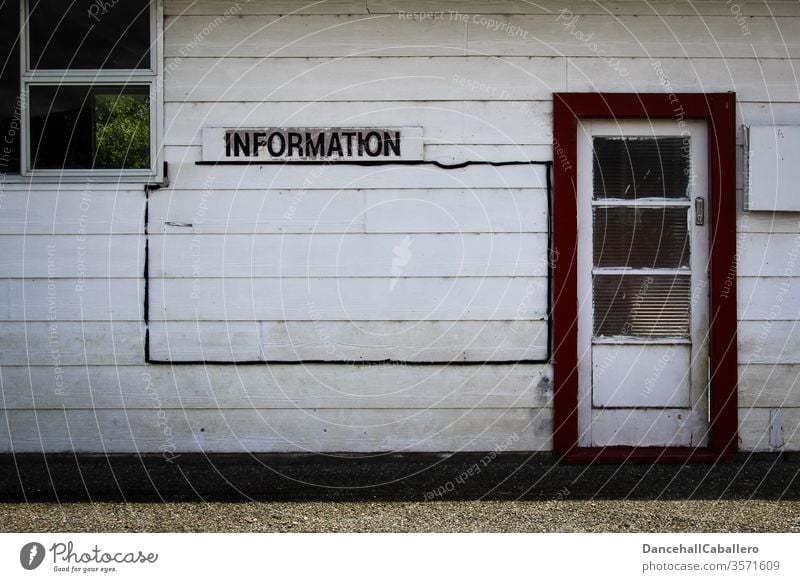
xmin=202 ymin=127 xmax=424 ymax=162
xmin=745 ymin=125 xmax=800 ymax=211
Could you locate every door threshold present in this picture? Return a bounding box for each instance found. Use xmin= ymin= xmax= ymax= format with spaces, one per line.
xmin=564 ymin=447 xmax=734 ymax=465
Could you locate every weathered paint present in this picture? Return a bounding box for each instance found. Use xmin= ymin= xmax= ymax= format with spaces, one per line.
xmin=0 ymin=0 xmax=797 ymax=456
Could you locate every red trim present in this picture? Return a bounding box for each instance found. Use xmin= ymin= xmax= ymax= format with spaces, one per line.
xmin=552 ymin=92 xmax=738 ymax=464
xmin=708 ymin=95 xmax=739 ymax=458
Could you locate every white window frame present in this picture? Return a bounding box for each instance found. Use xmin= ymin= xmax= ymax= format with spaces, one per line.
xmin=18 ymin=0 xmax=163 ymax=183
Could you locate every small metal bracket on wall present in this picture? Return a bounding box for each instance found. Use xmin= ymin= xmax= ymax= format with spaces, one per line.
xmin=146 ymin=161 xmax=170 ymax=191
xmin=695 ymin=196 xmax=705 ymax=225
xmin=770 ymin=409 xmax=785 ymax=448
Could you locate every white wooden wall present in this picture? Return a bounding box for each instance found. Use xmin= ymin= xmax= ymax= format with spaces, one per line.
xmin=1 ymin=0 xmax=799 ymax=454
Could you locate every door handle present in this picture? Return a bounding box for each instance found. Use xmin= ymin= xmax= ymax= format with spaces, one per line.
xmin=695 ymin=197 xmax=705 ymax=226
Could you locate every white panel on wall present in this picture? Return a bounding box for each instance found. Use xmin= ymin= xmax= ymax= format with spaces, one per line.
xmin=746 ymin=125 xmax=800 ymax=211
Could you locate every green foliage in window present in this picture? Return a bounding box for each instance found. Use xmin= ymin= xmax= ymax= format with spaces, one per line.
xmin=93 ymin=92 xmax=150 ymax=169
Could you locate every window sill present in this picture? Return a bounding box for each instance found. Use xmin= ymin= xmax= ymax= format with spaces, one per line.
xmin=0 ymin=173 xmax=163 ymax=189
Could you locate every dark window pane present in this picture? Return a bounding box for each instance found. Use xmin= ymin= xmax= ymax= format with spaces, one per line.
xmin=593 ymin=137 xmax=690 ymax=200
xmin=30 ymin=85 xmax=150 ymax=170
xmin=593 ymin=206 xmax=690 ymax=268
xmin=0 ymin=0 xmax=21 ymax=174
xmin=593 ymin=274 xmax=691 ymax=338
xmin=28 ymin=0 xmax=150 ymax=69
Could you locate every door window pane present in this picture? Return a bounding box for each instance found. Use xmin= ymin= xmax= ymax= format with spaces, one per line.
xmin=593 ymin=206 xmax=690 ymax=268
xmin=593 ymin=137 xmax=690 ymax=200
xmin=0 ymin=0 xmax=21 ymax=174
xmin=593 ymin=274 xmax=690 ymax=338
xmin=28 ymin=0 xmax=150 ymax=69
xmin=30 ymin=85 xmax=150 ymax=169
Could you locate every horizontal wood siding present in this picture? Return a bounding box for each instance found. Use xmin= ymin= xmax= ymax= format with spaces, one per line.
xmin=164 ymin=57 xmax=565 ymax=102
xmin=0 ymin=322 xmax=145 ymax=365
xmin=148 ymin=320 xmax=548 ymax=361
xmin=150 ymin=188 xmax=549 ymax=233
xmin=0 ymin=364 xmax=552 ymax=409
xmin=166 ymin=1 xmax=800 ymax=17
xmin=2 ymin=0 xmax=799 ymax=453
xmin=150 ymin=277 xmax=548 ymax=321
xmin=0 ymin=189 xmax=145 ymax=234
xmin=0 ymin=408 xmax=552 ymax=453
xmin=165 ymin=14 xmax=800 ymax=58
xmin=149 ymin=233 xmax=547 ymax=277
xmin=364 ymin=1 xmax=800 ymax=17
xmin=149 ymin=159 xmax=550 ymax=362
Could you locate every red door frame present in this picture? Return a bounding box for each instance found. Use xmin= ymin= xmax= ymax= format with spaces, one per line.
xmin=552 ymin=93 xmax=738 ymax=464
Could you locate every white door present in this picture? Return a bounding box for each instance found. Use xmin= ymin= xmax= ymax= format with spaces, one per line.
xmin=577 ymin=119 xmax=710 ymax=447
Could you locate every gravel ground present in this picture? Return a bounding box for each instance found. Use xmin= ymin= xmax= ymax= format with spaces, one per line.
xmin=2 ymin=500 xmax=800 ymax=533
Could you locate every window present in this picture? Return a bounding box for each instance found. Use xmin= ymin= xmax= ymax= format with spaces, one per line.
xmin=0 ymin=0 xmax=21 ymax=175
xmin=591 ymin=136 xmax=693 ymax=339
xmin=1 ymin=0 xmax=160 ymax=179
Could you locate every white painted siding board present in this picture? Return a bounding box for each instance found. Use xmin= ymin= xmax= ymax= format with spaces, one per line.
xmin=163 ymin=101 xmax=553 ymax=146
xmin=149 ymin=188 xmax=548 ymax=234
xmin=739 ymin=103 xmax=800 ymax=138
xmin=739 ymin=321 xmax=800 ymax=364
xmin=364 ymin=189 xmax=548 ymax=233
xmin=165 ymin=4 xmax=800 ymax=58
xmin=163 ymin=144 xmax=202 ymax=164
xmin=148 ymin=320 xmax=547 ymax=361
xmin=739 ymin=407 xmax=800 ymax=451
xmin=0 ymin=235 xmax=144 ymax=278
xmin=149 ymin=233 xmax=546 ymax=277
xmin=166 ymin=12 xmax=800 ymax=58
xmin=568 ymin=58 xmax=800 ymax=102
xmin=0 ymin=322 xmax=144 ymax=365
xmin=166 ymin=0 xmax=368 ymax=15
xmin=0 ymin=408 xmax=552 ymax=453
xmin=7 ymin=393 xmax=798 ymax=453
xmin=738 ymin=277 xmax=800 ymax=320
xmin=468 ymin=16 xmax=800 ymax=58
xmin=149 ymin=321 xmax=263 ymax=361
xmin=149 ymin=277 xmax=548 ymax=320
xmin=0 ymin=190 xmax=144 ymax=234
xmin=172 ymin=1 xmax=799 ymax=17
xmin=728 ymin=103 xmax=800 ymax=146
xmin=160 ymin=161 xmax=548 ymax=189
xmin=165 ymin=14 xmax=467 ymax=57
xmin=0 ymin=363 xmax=552 ymax=409
xmin=738 ymin=213 xmax=800 ymax=233
xmin=739 ymin=364 xmax=800 ymax=407
xmin=259 ymin=320 xmax=547 ymax=361
xmin=425 ymin=144 xmax=552 ymax=163
xmin=367 ymin=0 xmax=800 ymax=17
xmin=2 ymin=279 xmax=143 ymax=321
xmin=165 ymin=57 xmax=566 ymax=102
xmin=738 ymin=233 xmax=800 ymax=276
xmin=149 ymin=186 xmax=367 ymax=234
